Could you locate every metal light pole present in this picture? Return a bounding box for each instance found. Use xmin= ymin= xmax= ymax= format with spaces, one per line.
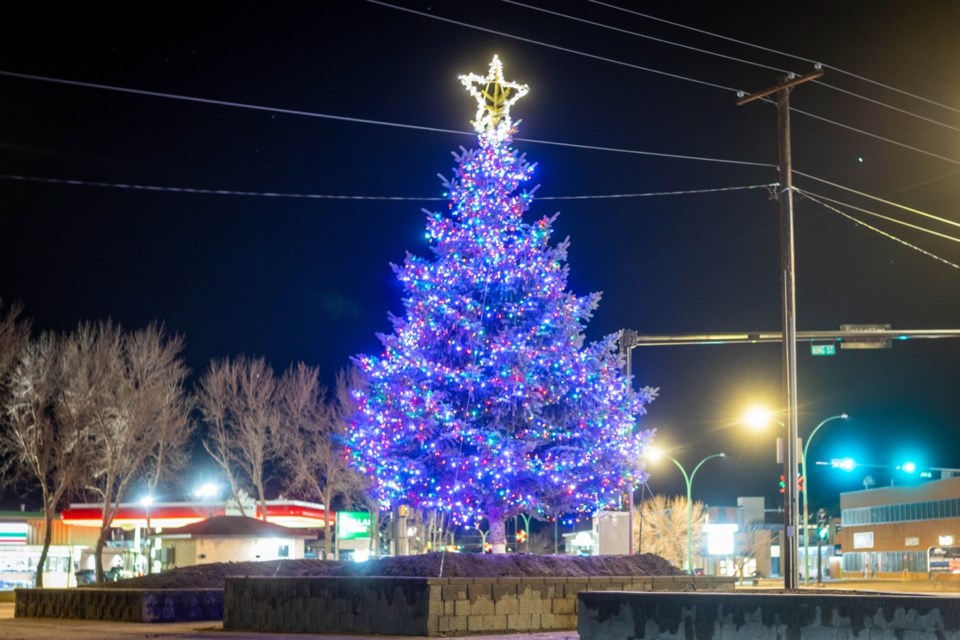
xmin=650 ymin=449 xmax=725 ymax=573
xmin=801 ymin=413 xmax=848 ymax=585
xmin=139 ymin=495 xmax=154 ymax=575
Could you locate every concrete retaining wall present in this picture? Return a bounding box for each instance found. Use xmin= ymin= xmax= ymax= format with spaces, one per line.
xmin=15 ymin=588 xmax=223 ymax=622
xmin=224 ymin=574 xmax=733 ymax=636
xmin=578 ymin=591 xmax=960 ymax=640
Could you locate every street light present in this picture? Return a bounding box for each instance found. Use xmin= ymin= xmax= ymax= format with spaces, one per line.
xmin=646 ymin=447 xmax=725 ymax=573
xmin=139 ymin=495 xmax=154 ymax=575
xmin=800 ymin=413 xmax=847 ymax=586
xmin=744 ymin=407 xmax=795 ymax=586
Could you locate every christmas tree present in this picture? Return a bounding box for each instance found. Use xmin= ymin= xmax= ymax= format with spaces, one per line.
xmin=348 ymin=56 xmax=655 ymax=552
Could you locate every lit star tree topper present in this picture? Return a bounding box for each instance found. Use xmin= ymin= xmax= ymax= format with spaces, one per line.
xmin=459 ymin=54 xmax=529 ymax=141
xmin=347 ymin=55 xmax=656 ymax=553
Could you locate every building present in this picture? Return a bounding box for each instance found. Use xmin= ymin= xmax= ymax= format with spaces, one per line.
xmin=154 ymin=516 xmax=314 ymax=570
xmin=838 ymin=475 xmax=960 ymax=577
xmin=61 ymin=498 xmax=334 ymax=575
xmin=0 ymin=510 xmax=99 ymax=592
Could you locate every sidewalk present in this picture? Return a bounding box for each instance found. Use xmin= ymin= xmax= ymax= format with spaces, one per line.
xmin=737 ymin=577 xmax=960 ymax=594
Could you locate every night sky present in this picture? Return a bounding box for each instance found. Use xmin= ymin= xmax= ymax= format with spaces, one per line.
xmin=2 ymin=1 xmax=959 ymax=514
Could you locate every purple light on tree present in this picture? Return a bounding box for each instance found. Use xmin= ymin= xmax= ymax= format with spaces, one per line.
xmin=347 ymin=56 xmax=656 ymax=552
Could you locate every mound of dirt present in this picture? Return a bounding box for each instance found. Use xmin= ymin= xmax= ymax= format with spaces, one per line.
xmin=93 ymin=553 xmax=683 ymax=590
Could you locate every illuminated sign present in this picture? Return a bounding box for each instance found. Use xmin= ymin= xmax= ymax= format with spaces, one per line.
xmin=704 ymin=523 xmax=738 ymax=555
xmin=0 ymin=523 xmax=28 ymax=545
xmin=335 ymin=512 xmax=371 ymax=541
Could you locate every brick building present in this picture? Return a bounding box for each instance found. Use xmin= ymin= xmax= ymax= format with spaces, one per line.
xmin=838 ymin=475 xmax=960 ymax=577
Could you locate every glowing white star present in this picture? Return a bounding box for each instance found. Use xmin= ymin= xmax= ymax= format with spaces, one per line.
xmin=459 ymin=55 xmax=529 ymax=138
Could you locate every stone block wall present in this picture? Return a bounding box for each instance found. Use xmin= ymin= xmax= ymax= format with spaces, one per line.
xmin=15 ymin=588 xmax=223 ymax=622
xmin=224 ymin=574 xmax=733 ymax=636
xmin=578 ymin=591 xmax=960 ymax=640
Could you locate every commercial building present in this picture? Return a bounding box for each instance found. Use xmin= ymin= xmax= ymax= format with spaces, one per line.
xmin=0 ymin=498 xmax=335 ymax=589
xmin=838 ymin=475 xmax=960 ymax=577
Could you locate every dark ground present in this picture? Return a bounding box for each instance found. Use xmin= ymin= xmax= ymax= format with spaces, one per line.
xmin=92 ymin=553 xmax=683 ymax=590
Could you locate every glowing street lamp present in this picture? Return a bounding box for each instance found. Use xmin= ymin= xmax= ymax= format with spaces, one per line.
xmin=744 ymin=406 xmax=783 ymax=431
xmin=646 ymin=447 xmax=725 ymax=573
xmin=193 ymin=482 xmax=220 ymax=499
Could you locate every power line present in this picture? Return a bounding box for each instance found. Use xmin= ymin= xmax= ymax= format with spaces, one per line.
xmin=793 ymin=170 xmax=960 ymax=231
xmin=0 ymin=173 xmax=774 ymax=201
xmin=587 ymin=0 xmax=960 ymax=116
xmin=513 ymin=136 xmax=772 ymax=167
xmin=811 ymin=81 xmax=960 ymax=135
xmin=502 ymin=0 xmax=788 ymax=76
xmin=365 ymin=2 xmax=960 ymax=169
xmin=794 ymin=187 xmax=960 ymax=245
xmin=364 ymin=0 xmax=741 ymax=93
xmin=538 ymin=183 xmax=775 ymax=200
xmin=798 ymin=190 xmax=960 ymax=271
xmin=0 ymin=70 xmax=772 ymax=169
xmin=521 ymin=0 xmax=960 ymax=135
xmin=790 ymin=107 xmax=960 ymax=166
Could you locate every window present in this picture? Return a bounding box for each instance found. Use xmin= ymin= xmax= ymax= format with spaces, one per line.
xmin=278 ymin=545 xmax=289 ymax=558
xmin=853 ymin=531 xmax=874 ymax=549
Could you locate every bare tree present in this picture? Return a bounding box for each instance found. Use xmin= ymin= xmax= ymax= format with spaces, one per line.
xmin=633 ymin=494 xmax=707 ymax=569
xmin=0 ymin=300 xmax=30 ymax=386
xmin=136 ymin=329 xmax=194 ymax=500
xmin=1 ymin=332 xmax=92 ymax=587
xmin=732 ymin=521 xmax=771 ymax=581
xmin=75 ymin=321 xmax=192 ymax=581
xmin=278 ymin=365 xmax=368 ymax=557
xmin=197 ymin=356 xmax=280 ymax=521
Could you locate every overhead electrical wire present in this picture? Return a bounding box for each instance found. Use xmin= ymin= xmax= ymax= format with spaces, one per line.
xmin=363 ymin=0 xmax=740 ymax=93
xmin=0 ymin=70 xmax=771 ymax=169
xmin=789 ymin=107 xmax=960 ymax=167
xmin=364 ymin=1 xmax=960 ymax=168
xmin=793 ymin=170 xmax=960 ymax=231
xmin=794 ymin=187 xmax=960 ymax=245
xmin=502 ymin=0 xmax=789 ymax=76
xmin=797 ymin=190 xmax=960 ymax=271
xmin=1 ymin=12 xmax=956 ymax=247
xmin=0 ymin=173 xmax=775 ymax=202
xmin=587 ymin=0 xmax=960 ymax=116
xmin=524 ymin=0 xmax=960 ymax=135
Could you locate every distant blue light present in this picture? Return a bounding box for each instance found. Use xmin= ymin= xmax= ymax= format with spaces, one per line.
xmin=832 ymin=457 xmax=856 ymax=472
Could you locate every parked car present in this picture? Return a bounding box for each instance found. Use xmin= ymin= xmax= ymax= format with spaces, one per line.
xmin=75 ymin=566 xmax=122 ymax=584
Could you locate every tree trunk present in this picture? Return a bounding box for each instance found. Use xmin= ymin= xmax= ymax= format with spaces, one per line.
xmin=321 ymin=487 xmax=333 ymax=559
xmin=488 ymin=516 xmax=507 ymax=554
xmin=94 ymin=526 xmax=109 ymax=582
xmin=35 ymin=511 xmax=54 ymax=588
xmin=256 ymin=483 xmax=268 ymax=521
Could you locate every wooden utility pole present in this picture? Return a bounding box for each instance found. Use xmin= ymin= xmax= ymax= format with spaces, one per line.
xmin=737 ymin=68 xmax=822 ymax=590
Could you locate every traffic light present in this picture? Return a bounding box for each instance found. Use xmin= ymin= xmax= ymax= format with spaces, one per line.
xmin=779 ymin=474 xmax=786 ymax=494
xmin=818 ymin=526 xmax=829 ymax=540
xmin=516 ymin=529 xmax=527 ymax=544
xmin=798 ymin=475 xmax=804 ymax=492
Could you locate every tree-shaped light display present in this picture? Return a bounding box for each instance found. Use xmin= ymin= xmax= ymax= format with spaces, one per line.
xmin=348 ymin=56 xmax=655 ymax=551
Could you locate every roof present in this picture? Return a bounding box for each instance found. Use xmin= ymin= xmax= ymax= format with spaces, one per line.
xmin=156 ymin=515 xmax=314 ymax=539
